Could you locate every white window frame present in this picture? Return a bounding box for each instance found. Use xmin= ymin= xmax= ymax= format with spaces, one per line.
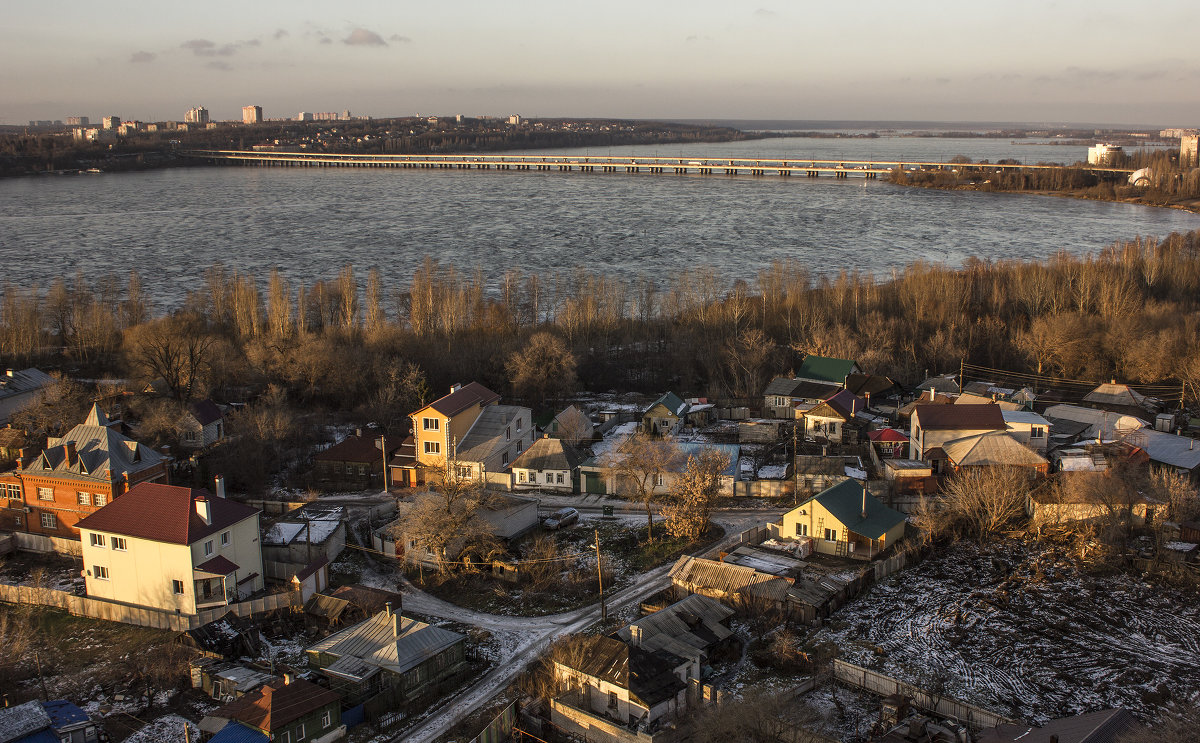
xmin=37 ymin=487 xmax=53 ymax=501
xmin=77 ymin=492 xmax=92 ymax=506
xmin=40 ymin=513 xmax=56 ymax=529
xmin=422 ymin=417 xmax=439 ymax=431
xmin=93 ymin=565 xmax=109 ymax=580
xmin=424 ymin=441 xmax=441 ymax=455
xmin=321 ymin=710 xmax=332 ymax=729
xmin=204 ymin=540 xmax=214 ymax=556
xmin=94 ymin=493 xmax=107 ymax=507
xmin=90 ymin=533 xmax=106 ymax=548
xmin=221 ymin=531 xmax=230 ymax=546
xmin=112 ymin=537 xmax=127 ymax=551
xmin=295 ymin=723 xmax=305 ymax=741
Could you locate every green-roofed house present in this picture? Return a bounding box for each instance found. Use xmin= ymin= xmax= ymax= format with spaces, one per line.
xmin=780 ymin=479 xmax=905 ymax=559
xmin=642 ymin=392 xmax=691 ymax=436
xmin=795 ymin=355 xmax=861 ymax=387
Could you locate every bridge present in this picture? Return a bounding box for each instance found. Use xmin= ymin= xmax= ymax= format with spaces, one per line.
xmin=182 ymin=149 xmax=1134 ymax=180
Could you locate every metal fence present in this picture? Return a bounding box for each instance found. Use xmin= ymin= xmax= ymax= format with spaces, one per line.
xmin=832 ymin=659 xmax=1017 ymax=731
xmin=468 ymin=701 xmax=516 ymax=743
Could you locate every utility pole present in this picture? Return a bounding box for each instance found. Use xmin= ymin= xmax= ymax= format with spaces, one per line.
xmin=958 ymin=358 xmax=964 ymax=394
xmin=594 ymin=528 xmax=606 ymax=623
xmin=379 ymin=435 xmax=389 ymax=492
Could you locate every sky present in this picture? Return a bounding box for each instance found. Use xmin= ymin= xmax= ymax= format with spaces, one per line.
xmin=3 ymin=0 xmax=1199 ymax=127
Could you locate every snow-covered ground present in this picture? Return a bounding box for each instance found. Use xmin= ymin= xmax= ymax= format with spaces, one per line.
xmin=812 ymin=540 xmax=1200 ymax=724
xmin=121 ymin=714 xmax=199 ymax=743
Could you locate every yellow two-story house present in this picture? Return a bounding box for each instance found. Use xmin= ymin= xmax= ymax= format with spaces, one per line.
xmin=407 ymin=383 xmax=534 ymax=484
xmin=76 ymin=482 xmax=263 ymax=615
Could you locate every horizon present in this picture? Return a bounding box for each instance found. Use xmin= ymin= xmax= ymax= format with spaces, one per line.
xmin=4 ymin=1 xmax=1199 ymax=128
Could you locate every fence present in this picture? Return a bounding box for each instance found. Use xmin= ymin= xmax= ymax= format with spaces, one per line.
xmin=0 ymin=534 xmax=12 ymax=556
xmin=238 ymin=498 xmax=310 ymax=516
xmin=0 ymin=582 xmax=300 ymax=632
xmin=14 ymin=531 xmax=82 ymax=556
xmin=468 ymin=701 xmax=517 ymax=743
xmin=832 ymin=659 xmax=1017 ymax=731
xmin=732 ymin=479 xmax=796 ymax=498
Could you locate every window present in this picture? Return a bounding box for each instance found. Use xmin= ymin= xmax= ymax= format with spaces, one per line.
xmin=1031 ymin=426 xmax=1046 ymax=439
xmin=295 ymin=723 xmax=305 ymax=741
xmin=502 ymin=452 xmax=509 ymax=467
xmin=13 ymin=514 xmax=21 ymax=528
xmin=40 ymin=513 xmax=56 ymax=529
xmin=321 ymin=710 xmax=332 ymax=729
xmin=422 ymin=417 xmax=439 ymax=431
xmin=515 ymin=418 xmax=522 ymax=432
xmin=78 ymin=492 xmax=92 ymax=506
xmin=456 ymin=465 xmax=471 ymax=479
xmin=556 ymin=472 xmax=565 ymax=484
xmin=655 ymin=474 xmax=666 ymax=487
xmin=204 ymin=540 xmax=213 ymax=556
xmin=3 ymin=483 xmax=20 ymax=500
xmin=609 ymin=691 xmax=618 ymax=709
xmin=93 ymin=493 xmax=106 ymax=507
xmin=172 ymin=579 xmax=184 ymax=594
xmin=796 ymin=523 xmax=808 ymax=537
xmin=505 ymin=426 xmax=511 ymax=441
xmin=93 ymin=565 xmax=109 ymax=580
xmin=112 ymin=537 xmax=127 ymax=551
xmin=90 ymin=533 xmax=106 ymax=548
xmin=824 ymin=528 xmax=838 ymax=542
xmin=37 ymin=487 xmax=53 ymax=501
xmin=221 ymin=531 xmax=230 ymax=546
xmin=424 ymin=441 xmax=441 ymax=455
xmin=517 ymin=471 xmax=526 ymax=483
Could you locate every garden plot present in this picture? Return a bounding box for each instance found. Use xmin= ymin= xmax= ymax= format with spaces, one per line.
xmin=812 ymin=540 xmax=1200 ymax=723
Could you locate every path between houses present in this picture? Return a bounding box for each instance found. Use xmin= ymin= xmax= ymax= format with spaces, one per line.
xmin=394 ymin=510 xmax=775 ymax=743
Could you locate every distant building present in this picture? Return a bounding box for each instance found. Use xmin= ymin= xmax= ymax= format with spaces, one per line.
xmin=297 ymin=111 xmax=313 ymax=122
xmin=118 ymin=120 xmax=142 ymax=136
xmin=1087 ymin=143 xmax=1124 ymax=165
xmin=66 ymin=116 xmax=89 ymax=126
xmin=0 ymin=367 xmax=53 ymax=424
xmin=508 ymin=114 xmax=522 ymax=125
xmin=185 ymin=106 xmax=210 ymax=125
xmin=101 ymin=115 xmax=120 ymax=129
xmin=242 ymin=105 xmax=263 ymax=125
xmin=1182 ymin=134 xmax=1199 ymax=167
xmin=1160 ymin=128 xmax=1198 ymax=139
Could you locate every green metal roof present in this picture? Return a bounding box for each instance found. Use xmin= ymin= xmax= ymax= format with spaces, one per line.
xmin=797 ymin=356 xmax=857 ymax=385
xmin=800 ymin=478 xmax=905 ymax=539
xmin=646 ymin=392 xmax=688 ymax=417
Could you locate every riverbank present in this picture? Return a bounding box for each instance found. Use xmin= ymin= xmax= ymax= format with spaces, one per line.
xmin=895 ymin=179 xmax=1200 ymax=214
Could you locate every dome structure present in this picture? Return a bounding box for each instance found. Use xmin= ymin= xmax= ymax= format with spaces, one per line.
xmin=1128 ymin=167 xmax=1153 ymax=187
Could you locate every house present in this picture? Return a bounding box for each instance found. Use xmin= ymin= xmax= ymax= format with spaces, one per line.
xmin=1082 ymin=382 xmax=1158 ymax=417
xmin=374 ymin=491 xmax=538 ymax=567
xmin=844 ymin=373 xmax=902 ymax=408
xmin=178 ymin=616 xmax=262 ymax=660
xmin=0 ymin=699 xmax=101 ymax=743
xmin=408 ymin=383 xmax=533 ymax=485
xmin=868 ymin=428 xmax=910 ymax=458
xmin=910 ymin=403 xmax=1007 ymax=472
xmin=792 ymin=455 xmax=852 ymax=493
xmin=579 ymin=442 xmax=742 ymax=498
xmin=305 ymin=605 xmax=468 ymax=722
xmin=546 ymin=405 xmax=595 ymax=445
xmin=977 ymin=708 xmax=1139 ymax=743
xmin=304 ymin=584 xmax=406 ymax=630
xmin=795 ymin=355 xmax=860 ymax=386
xmin=0 ymin=367 xmax=53 ymax=424
xmin=511 ymin=435 xmax=587 ymax=491
xmin=799 ymin=390 xmax=866 ymax=444
xmin=667 ymin=554 xmax=853 ymax=623
xmin=313 ymin=430 xmax=398 ymax=490
xmin=386 ymin=436 xmax=418 ymax=488
xmin=614 ymin=594 xmax=735 ymax=678
xmin=642 ymin=392 xmax=690 ymax=436
xmin=75 ymin=482 xmax=264 ymax=614
xmin=914 ymin=373 xmax=959 ymax=396
xmin=0 ymin=404 xmax=168 ymax=539
xmin=176 ymin=399 xmax=226 ymax=449
xmin=550 ymin=636 xmax=691 ymax=743
xmin=896 ymin=389 xmax=955 ymax=422
xmin=779 ymin=479 xmax=906 ymax=559
xmin=1027 ymin=481 xmax=1156 ymax=528
xmin=1042 ymin=404 xmax=1146 ymax=442
xmin=941 ymin=431 xmax=1050 ymax=476
xmin=1002 ymin=410 xmax=1051 ymax=453
xmin=1137 ymin=429 xmax=1200 ymax=483
xmin=955 ymin=392 xmax=1024 ymax=411
xmin=291 ymin=556 xmax=331 ymax=602
xmin=763 ymin=377 xmax=841 ymax=419
xmin=206 ymin=675 xmax=345 ymax=743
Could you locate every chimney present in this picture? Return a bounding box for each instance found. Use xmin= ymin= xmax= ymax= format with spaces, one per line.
xmin=451 ymin=383 xmax=462 ymax=394
xmin=63 ymin=441 xmax=77 ymax=466
xmin=385 ymin=601 xmax=392 ymax=617
xmin=355 ymin=428 xmax=363 ymax=438
xmin=283 ymin=672 xmax=294 ymax=685
xmin=928 ymin=389 xmax=935 ymax=402
xmin=5 ymin=370 xmax=12 ymax=378
xmin=862 ymin=482 xmax=868 ymax=519
xmin=213 ymin=475 xmax=226 ymax=499
xmin=195 ymin=496 xmax=211 ymax=525
xmin=393 ymin=611 xmax=402 ymax=637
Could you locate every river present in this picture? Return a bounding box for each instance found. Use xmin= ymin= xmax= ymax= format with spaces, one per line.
xmin=0 ymin=136 xmax=1196 ymax=308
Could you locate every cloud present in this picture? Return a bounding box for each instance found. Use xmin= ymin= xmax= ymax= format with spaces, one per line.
xmin=182 ymin=39 xmax=217 ymax=55
xmin=754 ymin=8 xmax=777 ymax=17
xmin=320 ymin=37 xmax=332 ymax=45
xmin=273 ymin=28 xmax=288 ymax=40
xmin=206 ymin=61 xmax=233 ymax=71
xmin=243 ymin=38 xmax=261 ymax=47
xmin=129 ymin=50 xmax=156 ymax=64
xmin=181 ymin=38 xmax=254 ymax=57
xmin=389 ymin=34 xmax=412 ymax=43
xmin=343 ymin=28 xmax=387 ymax=46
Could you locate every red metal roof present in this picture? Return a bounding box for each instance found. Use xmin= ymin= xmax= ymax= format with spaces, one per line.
xmin=196 ymin=554 xmax=241 ymax=575
xmin=213 ymin=678 xmax=341 ymax=733
xmin=912 ymin=403 xmax=1005 ymax=431
xmin=868 ymin=428 xmax=910 ymax=442
xmin=75 ymin=483 xmax=258 ymax=545
xmin=424 ymin=382 xmax=500 ymax=418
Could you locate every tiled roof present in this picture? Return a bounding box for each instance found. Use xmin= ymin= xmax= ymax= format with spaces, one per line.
xmin=801 ymin=479 xmax=906 ymax=539
xmin=796 ymin=355 xmax=857 ymax=385
xmin=511 ymin=436 xmax=587 ymax=472
xmin=868 ymin=428 xmax=910 ymax=443
xmin=196 ymin=555 xmax=241 ymax=576
xmin=912 ymin=403 xmax=1005 ymax=431
xmin=212 ymin=678 xmax=340 ymax=733
xmin=75 ymin=483 xmax=259 ymax=545
xmin=424 ymin=382 xmax=500 ymax=418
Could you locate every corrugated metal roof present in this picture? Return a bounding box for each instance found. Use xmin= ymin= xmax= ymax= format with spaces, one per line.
xmin=619 ymin=594 xmax=732 ymax=655
xmin=669 ymin=556 xmax=792 ymax=602
xmin=457 ymin=404 xmax=529 ymax=464
xmin=1043 ymin=405 xmax=1147 ymax=439
xmin=1139 ymin=429 xmax=1200 ymax=470
xmin=0 ymin=368 xmax=53 ymax=400
xmin=797 ymin=355 xmax=857 ymax=385
xmin=307 ymin=609 xmax=465 ymax=677
xmin=33 ymin=409 xmax=163 ymax=483
xmin=0 ymin=700 xmax=51 ymax=742
xmin=511 ymin=436 xmax=587 ymax=472
xmin=942 ymin=431 xmax=1049 ymax=468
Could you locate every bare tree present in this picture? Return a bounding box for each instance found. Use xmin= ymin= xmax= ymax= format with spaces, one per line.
xmin=12 ymin=373 xmax=93 ymax=438
xmin=124 ymin=315 xmax=218 ymax=401
xmin=506 ymin=331 xmax=578 ymax=406
xmin=938 ymin=466 xmax=1032 ymax=542
xmin=393 ymin=458 xmax=499 ymax=575
xmin=605 ymin=434 xmax=683 ymax=541
xmin=662 ymin=447 xmax=731 ymax=541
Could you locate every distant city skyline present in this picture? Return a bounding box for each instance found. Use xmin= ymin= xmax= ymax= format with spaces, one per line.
xmin=3 ymin=0 xmax=1199 ymax=127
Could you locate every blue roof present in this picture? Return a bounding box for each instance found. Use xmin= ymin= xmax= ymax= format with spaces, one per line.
xmin=15 ymin=731 xmax=57 ymax=743
xmin=209 ymin=721 xmax=270 ymax=743
xmin=42 ymin=701 xmax=89 ymax=729
xmin=676 ymin=443 xmax=740 ymax=477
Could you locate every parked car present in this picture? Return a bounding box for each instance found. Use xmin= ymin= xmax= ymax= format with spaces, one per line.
xmin=544 ymin=507 xmax=579 ymax=530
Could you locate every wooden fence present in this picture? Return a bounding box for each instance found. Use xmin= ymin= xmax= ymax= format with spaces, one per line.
xmin=468 ymin=701 xmax=517 ymax=743
xmin=832 ymin=659 xmax=1017 ymax=731
xmin=0 ymin=582 xmax=300 ymax=632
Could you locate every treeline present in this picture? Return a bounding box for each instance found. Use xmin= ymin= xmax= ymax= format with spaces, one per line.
xmin=3 ymin=231 xmax=1200 ymax=422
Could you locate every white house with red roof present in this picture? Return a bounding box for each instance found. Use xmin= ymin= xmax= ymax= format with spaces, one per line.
xmin=76 ymin=481 xmax=263 ymax=614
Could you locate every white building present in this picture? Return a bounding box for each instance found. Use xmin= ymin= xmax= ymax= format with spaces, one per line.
xmin=185 ymin=106 xmax=210 ymax=125
xmin=1087 ymin=143 xmax=1123 ymax=165
xmin=1002 ymin=410 xmax=1051 ymax=453
xmin=76 ymin=481 xmax=263 ymax=615
xmin=242 ymin=105 xmax=263 ymax=125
